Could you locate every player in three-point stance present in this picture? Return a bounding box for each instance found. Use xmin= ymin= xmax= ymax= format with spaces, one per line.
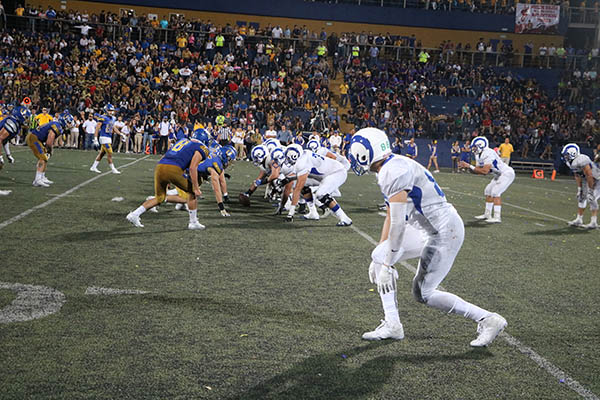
xmin=459 ymin=136 xmax=515 ymax=223
xmin=0 ymin=106 xmax=31 ymax=171
xmin=90 ymin=104 xmax=121 ymax=174
xmin=284 ymin=143 xmax=352 ymax=226
xmin=562 ymin=143 xmax=600 ymax=229
xmin=349 ymin=127 xmax=506 ymax=347
xmin=26 ymin=111 xmax=74 ymax=187
xmin=126 ymin=137 xmax=209 ymax=230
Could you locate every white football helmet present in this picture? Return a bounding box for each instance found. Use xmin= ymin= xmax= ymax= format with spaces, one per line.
xmin=561 ymin=143 xmax=580 ymax=164
xmin=306 ymin=139 xmax=320 ymax=152
xmin=471 ymin=136 xmax=489 ymax=155
xmin=251 ymin=145 xmax=267 ymax=166
xmin=264 ymin=138 xmax=281 ymax=153
xmin=270 ymin=147 xmax=286 ymax=166
xmin=285 ymin=144 xmax=303 ymax=166
xmin=348 ymin=128 xmax=392 ymax=176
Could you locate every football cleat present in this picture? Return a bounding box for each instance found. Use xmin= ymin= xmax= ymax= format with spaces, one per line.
xmin=220 ymin=209 xmax=231 ymax=217
xmin=188 ymin=220 xmax=206 ymax=230
xmin=470 ymin=313 xmax=507 ymax=347
xmin=90 ymin=166 xmax=101 ymax=173
xmin=126 ymin=212 xmax=144 ymax=228
xmin=362 ymin=320 xmax=405 ymax=341
xmin=111 ymin=168 xmax=121 ymax=175
xmin=42 ymin=177 xmax=53 ymax=185
xmin=336 ymin=219 xmax=353 ymax=227
xmin=321 ymin=208 xmax=333 ymax=218
xmin=568 ymin=218 xmax=584 ymax=227
xmin=434 ymin=169 xmax=440 ymax=173
xmin=474 ymin=214 xmax=491 ymax=220
xmin=175 ymin=203 xmax=188 ymax=211
xmin=32 ymin=179 xmax=49 ymax=187
xmin=485 ymin=217 xmax=501 ymax=224
xmin=583 ymin=221 xmax=598 ymax=229
xmin=302 ymin=211 xmax=320 ymax=220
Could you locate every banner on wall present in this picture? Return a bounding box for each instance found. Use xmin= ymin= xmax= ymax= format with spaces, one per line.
xmin=515 ymin=4 xmax=560 ymax=34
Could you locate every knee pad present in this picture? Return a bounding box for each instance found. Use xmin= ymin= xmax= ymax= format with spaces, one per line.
xmin=301 ymin=186 xmax=312 ymax=198
xmin=578 ymin=200 xmax=588 ymax=209
xmin=318 ymin=193 xmax=334 ymax=208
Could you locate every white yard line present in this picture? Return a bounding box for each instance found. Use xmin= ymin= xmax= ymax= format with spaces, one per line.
xmin=444 ymin=188 xmax=570 ymax=223
xmin=349 ymin=223 xmax=598 ymax=400
xmin=0 ymin=155 xmax=149 ymax=230
xmin=85 ymin=286 xmax=151 ymax=295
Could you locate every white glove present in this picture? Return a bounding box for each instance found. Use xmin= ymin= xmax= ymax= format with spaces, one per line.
xmin=45 ymin=153 xmax=51 ymax=160
xmin=7 ymin=154 xmax=14 ymax=163
xmin=377 ymin=265 xmax=398 ymax=294
xmin=577 ymin=187 xmax=584 ymax=203
xmin=220 ymin=209 xmax=230 ymax=217
xmin=368 ymin=261 xmax=380 ymax=284
xmin=286 ymin=207 xmax=295 ymax=222
xmin=93 ymin=138 xmax=100 ymax=147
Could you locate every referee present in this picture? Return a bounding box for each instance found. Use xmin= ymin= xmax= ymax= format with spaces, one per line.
xmin=217 ymin=124 xmax=232 ymax=146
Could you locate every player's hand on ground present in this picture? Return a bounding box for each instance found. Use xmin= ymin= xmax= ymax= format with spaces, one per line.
xmin=220 ymin=209 xmax=230 ymax=217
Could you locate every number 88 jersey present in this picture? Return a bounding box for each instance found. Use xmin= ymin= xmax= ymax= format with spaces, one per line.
xmin=376 ymin=154 xmax=446 ymax=217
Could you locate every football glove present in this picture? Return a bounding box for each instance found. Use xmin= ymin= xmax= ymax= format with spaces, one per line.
xmin=377 ymin=265 xmax=398 ymax=294
xmin=93 ymin=138 xmax=100 ymax=150
xmin=577 ymin=187 xmax=584 ymax=203
xmin=45 ymin=153 xmax=51 ymax=160
xmin=368 ymin=261 xmax=380 ymax=284
xmin=7 ymin=154 xmax=14 ymax=163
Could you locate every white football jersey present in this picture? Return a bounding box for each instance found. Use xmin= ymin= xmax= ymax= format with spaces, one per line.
xmin=259 ymin=153 xmax=273 ymax=174
xmin=476 ymin=147 xmax=513 ymax=176
xmin=293 ymin=150 xmax=344 ymax=180
xmin=568 ymin=154 xmax=600 ymax=180
xmin=377 ymin=155 xmax=448 ymax=229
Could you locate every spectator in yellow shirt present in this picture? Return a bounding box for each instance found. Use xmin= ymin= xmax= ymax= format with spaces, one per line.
xmin=35 ymin=107 xmax=53 ymax=127
xmin=498 ymin=137 xmax=514 ymax=164
xmin=339 ymin=82 xmax=349 ymax=107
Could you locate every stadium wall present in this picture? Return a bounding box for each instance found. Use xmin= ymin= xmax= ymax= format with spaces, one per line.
xmin=31 ymin=0 xmax=563 ymax=49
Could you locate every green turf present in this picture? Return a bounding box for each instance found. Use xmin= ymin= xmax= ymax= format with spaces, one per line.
xmin=0 ymin=289 xmax=16 ymax=309
xmin=1 ymin=148 xmax=598 ymax=399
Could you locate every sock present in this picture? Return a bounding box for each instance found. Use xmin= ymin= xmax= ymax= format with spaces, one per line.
xmin=91 ymin=160 xmax=99 ymax=169
xmin=591 ymin=215 xmax=597 ymax=224
xmin=109 ymin=163 xmax=117 ymax=171
xmin=493 ymin=205 xmax=501 ymax=219
xmin=133 ymin=205 xmax=146 ymax=217
xmin=332 ymin=204 xmax=349 ymax=221
xmin=575 ymin=214 xmax=583 ymax=222
xmin=426 ymin=290 xmax=491 ymax=322
xmin=35 ymin=171 xmax=42 ymax=181
xmin=42 ymin=172 xmax=46 ymax=179
xmin=380 ymin=290 xmax=401 ymax=325
xmin=308 ymin=202 xmax=318 ymax=215
xmin=189 ymin=209 xmax=197 ymax=222
xmin=485 ymin=202 xmax=493 ymax=216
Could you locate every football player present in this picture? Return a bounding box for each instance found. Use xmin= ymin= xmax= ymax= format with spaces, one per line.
xmin=459 ymin=136 xmax=515 ymax=223
xmin=126 ymin=137 xmax=209 ymax=230
xmin=26 ymin=111 xmax=74 ymax=187
xmin=239 ymin=145 xmax=282 ymax=204
xmin=349 ymin=128 xmax=506 ymax=347
xmin=0 ymin=106 xmax=31 ymax=170
xmin=562 ymin=143 xmax=600 ymax=229
xmin=284 ymin=143 xmax=352 ymax=226
xmin=90 ymin=104 xmax=121 ymax=174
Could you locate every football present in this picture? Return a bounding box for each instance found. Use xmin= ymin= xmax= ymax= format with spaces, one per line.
xmin=238 ymin=192 xmax=251 ymax=206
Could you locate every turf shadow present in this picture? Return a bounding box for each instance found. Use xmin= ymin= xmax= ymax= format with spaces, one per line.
xmin=54 ymin=227 xmax=187 ymax=242
xmin=228 ymin=344 xmax=491 ymax=400
xmin=523 ymin=227 xmax=593 ymax=236
xmin=463 ymin=221 xmax=494 ymax=228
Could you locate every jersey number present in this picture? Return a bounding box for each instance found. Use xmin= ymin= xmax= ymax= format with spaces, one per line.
xmin=424 ymin=171 xmax=445 ymax=197
xmin=171 ymin=139 xmax=190 ymax=152
xmin=311 ymin=153 xmax=324 ymax=161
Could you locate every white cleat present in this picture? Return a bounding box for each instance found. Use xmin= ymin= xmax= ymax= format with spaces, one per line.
xmin=90 ymin=166 xmax=101 ymax=173
xmin=470 ymin=313 xmax=507 ymax=347
xmin=111 ymin=169 xmax=121 ymax=175
xmin=126 ymin=212 xmax=144 ymax=228
xmin=362 ymin=320 xmax=405 ymax=341
xmin=485 ymin=217 xmax=501 ymax=224
xmin=583 ymin=221 xmax=598 ymax=229
xmin=32 ymin=179 xmax=50 ymax=187
xmin=302 ymin=211 xmax=320 ymax=220
xmin=336 ymin=219 xmax=353 ymax=227
xmin=42 ymin=177 xmax=53 ymax=185
xmin=474 ymin=214 xmax=491 ymax=220
xmin=175 ymin=203 xmax=188 ymax=211
xmin=149 ymin=207 xmax=159 ymax=213
xmin=434 ymin=170 xmax=440 ymax=173
xmin=188 ymin=220 xmax=206 ymax=230
xmin=321 ymin=208 xmax=333 ymax=218
xmin=568 ymin=218 xmax=584 ymax=227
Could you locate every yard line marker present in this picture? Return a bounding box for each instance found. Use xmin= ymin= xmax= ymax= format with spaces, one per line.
xmin=85 ymin=286 xmax=150 ymax=295
xmin=0 ymin=155 xmax=149 ymax=230
xmin=444 ymin=188 xmax=570 ymax=223
xmin=349 ymin=224 xmax=599 ymax=400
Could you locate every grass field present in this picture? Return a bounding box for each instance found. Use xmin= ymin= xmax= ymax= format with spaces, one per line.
xmin=1 ymin=148 xmax=599 ymax=400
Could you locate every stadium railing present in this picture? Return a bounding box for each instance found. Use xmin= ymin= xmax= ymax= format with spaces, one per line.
xmin=510 ymin=159 xmax=555 ymax=173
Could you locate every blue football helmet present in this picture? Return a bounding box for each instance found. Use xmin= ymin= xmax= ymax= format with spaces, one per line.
xmin=220 ymin=145 xmax=237 ymax=165
xmin=59 ymin=111 xmax=74 ymax=128
xmin=104 ymin=103 xmax=116 ymax=114
xmin=192 ymin=128 xmax=209 ymax=144
xmin=12 ymin=106 xmax=32 ymax=123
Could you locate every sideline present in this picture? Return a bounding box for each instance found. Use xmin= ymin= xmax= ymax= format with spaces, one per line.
xmin=349 ymin=223 xmax=598 ymax=400
xmin=0 ymin=155 xmax=149 ymax=230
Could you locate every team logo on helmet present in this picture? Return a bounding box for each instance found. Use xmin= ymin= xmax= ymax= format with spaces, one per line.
xmin=471 ymin=136 xmax=489 ymax=155
xmin=285 ymin=144 xmax=303 ymax=166
xmin=561 ymin=143 xmax=580 ymax=163
xmin=307 ymin=139 xmax=320 ymax=152
xmin=251 ymin=145 xmax=267 ymax=166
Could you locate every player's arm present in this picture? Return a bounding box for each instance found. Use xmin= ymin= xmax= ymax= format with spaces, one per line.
xmin=324 ymin=150 xmax=337 ymax=160
xmin=208 ymin=167 xmax=230 ymax=216
xmin=267 ymin=164 xmax=281 ymax=183
xmin=291 ymin=172 xmax=308 ymax=207
xmin=189 ymin=151 xmax=204 ymax=196
xmin=582 ymin=164 xmax=595 ymax=191
xmin=46 ymin=128 xmax=58 ymax=156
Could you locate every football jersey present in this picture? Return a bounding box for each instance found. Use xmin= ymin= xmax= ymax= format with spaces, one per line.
xmin=197 ymin=155 xmax=224 ymax=176
xmin=377 ymin=155 xmax=447 ymax=218
xmin=568 ymin=154 xmax=600 ymax=180
xmin=476 ymin=147 xmax=513 ymax=176
xmin=159 ymin=138 xmax=208 ymax=170
xmin=32 ymin=121 xmax=62 ymax=143
xmin=95 ymin=114 xmax=116 ymax=139
xmin=293 ymin=150 xmax=344 ymax=180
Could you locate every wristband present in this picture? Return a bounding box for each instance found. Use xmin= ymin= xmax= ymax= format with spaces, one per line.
xmin=217 ymin=202 xmax=225 ymax=210
xmin=469 ymin=165 xmax=475 ymax=171
xmin=254 ymin=179 xmax=263 ymax=186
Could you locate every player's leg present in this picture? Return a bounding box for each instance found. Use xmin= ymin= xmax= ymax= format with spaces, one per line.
xmin=316 ymin=171 xmax=351 ymax=226
xmin=412 ymin=208 xmax=506 ymax=346
xmin=90 ymin=145 xmax=105 ymax=173
xmin=583 ymin=184 xmax=599 ymax=228
xmin=433 ymin=156 xmax=440 ymax=172
xmin=127 ymin=165 xmax=169 ymax=227
xmin=487 ymin=172 xmax=514 ymax=223
xmin=299 ymin=186 xmax=319 ymax=220
xmin=105 ymin=145 xmax=120 ymax=174
xmin=26 ymin=133 xmax=50 ymax=187
xmin=171 ymin=173 xmax=204 ymax=230
xmin=475 ymin=181 xmax=494 ymax=220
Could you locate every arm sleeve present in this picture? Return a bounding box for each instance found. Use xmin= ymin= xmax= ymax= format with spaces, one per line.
xmin=383 ymin=202 xmax=408 ymax=267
